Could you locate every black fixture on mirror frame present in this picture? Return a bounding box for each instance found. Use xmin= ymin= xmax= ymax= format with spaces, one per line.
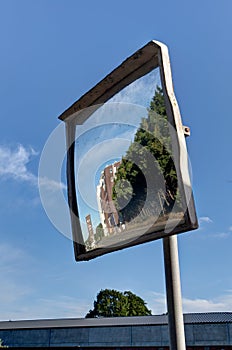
xmin=58 ymin=40 xmax=198 ymax=262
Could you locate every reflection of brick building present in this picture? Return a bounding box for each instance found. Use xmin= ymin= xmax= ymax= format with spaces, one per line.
xmin=85 ymin=214 xmax=95 ymax=248
xmin=96 ymin=161 xmax=121 ymax=236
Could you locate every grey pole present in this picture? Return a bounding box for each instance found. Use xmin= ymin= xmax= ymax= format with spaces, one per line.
xmin=163 ymin=234 xmax=186 ymax=350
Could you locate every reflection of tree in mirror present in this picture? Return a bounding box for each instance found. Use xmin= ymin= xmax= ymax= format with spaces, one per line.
xmin=95 ymin=223 xmax=104 ymax=242
xmin=86 ymin=221 xmax=105 ymax=250
xmin=84 ymin=87 xmax=184 ymax=250
xmin=113 ymin=86 xmax=182 ymax=226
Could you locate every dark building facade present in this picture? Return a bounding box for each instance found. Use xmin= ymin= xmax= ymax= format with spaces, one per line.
xmin=0 ymin=313 xmax=232 ymax=348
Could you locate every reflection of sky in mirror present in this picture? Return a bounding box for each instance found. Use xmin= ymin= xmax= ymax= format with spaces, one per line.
xmin=76 ymin=135 xmax=134 ymax=239
xmin=109 ymin=67 xmax=161 ymax=106
xmin=74 ymin=67 xmax=161 ymax=240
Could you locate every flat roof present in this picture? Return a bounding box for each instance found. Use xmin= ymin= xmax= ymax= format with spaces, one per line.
xmin=1 ymin=312 xmax=232 ymax=330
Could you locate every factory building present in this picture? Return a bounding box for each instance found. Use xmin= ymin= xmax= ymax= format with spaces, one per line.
xmin=0 ymin=312 xmax=232 ymax=348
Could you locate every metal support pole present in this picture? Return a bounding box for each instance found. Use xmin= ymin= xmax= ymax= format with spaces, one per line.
xmin=163 ymin=235 xmax=186 ymax=350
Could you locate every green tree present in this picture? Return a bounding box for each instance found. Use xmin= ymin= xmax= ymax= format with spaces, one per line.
xmin=85 ymin=289 xmax=152 ymax=318
xmin=112 ymin=86 xmax=181 ymax=222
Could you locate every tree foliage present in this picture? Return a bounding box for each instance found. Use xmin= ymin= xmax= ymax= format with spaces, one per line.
xmin=85 ymin=289 xmax=152 ymax=318
xmin=112 ymin=86 xmax=181 ymax=222
xmin=95 ymin=223 xmax=104 ymax=242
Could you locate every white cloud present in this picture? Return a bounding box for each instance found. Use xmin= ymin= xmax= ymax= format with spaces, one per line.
xmin=39 ymin=176 xmax=66 ymax=191
xmin=182 ymin=297 xmax=225 ymax=312
xmin=0 ymin=296 xmax=90 ymax=321
xmin=0 ymin=144 xmax=65 ymax=192
xmin=145 ymin=291 xmax=166 ymax=315
xmin=146 ymin=290 xmax=232 ymax=315
xmin=199 ymin=216 xmax=213 ymax=224
xmin=182 ymin=292 xmax=232 ymax=313
xmin=196 ymin=217 xmax=232 ymax=240
xmin=109 ymin=68 xmax=160 ymax=107
xmin=0 ymin=144 xmax=37 ymax=184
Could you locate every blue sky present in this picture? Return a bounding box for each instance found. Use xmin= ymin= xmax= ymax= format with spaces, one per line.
xmin=1 ymin=0 xmax=232 ymax=320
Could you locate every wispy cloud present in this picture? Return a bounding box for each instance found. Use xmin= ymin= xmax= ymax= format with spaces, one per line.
xmin=0 ymin=242 xmax=89 ymax=321
xmin=1 ymin=296 xmax=90 ymax=321
xmin=109 ymin=68 xmax=161 ymax=107
xmin=196 ymin=217 xmax=232 ymax=240
xmin=199 ymin=216 xmax=213 ymax=224
xmin=145 ymin=291 xmax=166 ymax=315
xmin=146 ymin=290 xmax=232 ymax=315
xmin=0 ymin=144 xmax=65 ymax=192
xmin=209 ymin=232 xmax=230 ymax=239
xmin=182 ymin=296 xmax=225 ymax=312
xmin=0 ymin=243 xmax=32 ymax=307
xmin=39 ymin=176 xmax=66 ymax=191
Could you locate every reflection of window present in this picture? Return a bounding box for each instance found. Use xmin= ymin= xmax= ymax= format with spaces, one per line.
xmin=109 ymin=168 xmax=113 ymax=173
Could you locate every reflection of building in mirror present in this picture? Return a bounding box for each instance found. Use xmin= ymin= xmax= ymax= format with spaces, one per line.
xmin=59 ymin=41 xmax=198 ymax=261
xmin=97 ymin=161 xmax=123 ymax=236
xmin=84 ymin=161 xmax=126 ymax=250
xmin=84 ymin=87 xmax=186 ymax=251
xmin=85 ymin=214 xmax=95 ymax=250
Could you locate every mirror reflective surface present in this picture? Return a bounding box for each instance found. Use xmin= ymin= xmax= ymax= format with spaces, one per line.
xmin=74 ymin=67 xmax=186 ymax=252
